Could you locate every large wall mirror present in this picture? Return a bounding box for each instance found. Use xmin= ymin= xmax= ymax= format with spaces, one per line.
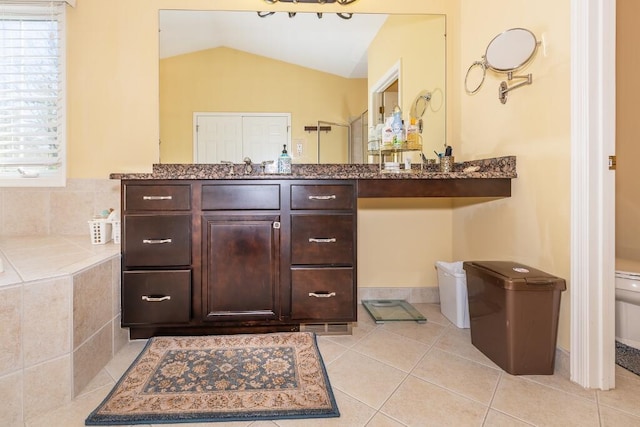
xmin=159 ymin=10 xmax=446 ymax=165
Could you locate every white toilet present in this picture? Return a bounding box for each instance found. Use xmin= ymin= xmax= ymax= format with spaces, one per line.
xmin=615 ymin=259 xmax=640 ymax=350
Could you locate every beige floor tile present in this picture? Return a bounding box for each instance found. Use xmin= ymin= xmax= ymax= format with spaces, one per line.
xmin=25 ymin=326 xmax=639 ymax=427
xmin=352 ymin=329 xmax=430 ymax=372
xmin=380 ymin=319 xmax=446 ymax=346
xmin=411 ymin=303 xmax=455 ymax=327
xmin=615 ymin=364 xmax=640 ymax=381
xmin=276 ymin=389 xmax=377 ymax=427
xmin=599 ymin=405 xmax=640 ymax=427
xmin=327 ymin=350 xmax=407 ymax=409
xmin=364 ymin=412 xmax=406 ymax=427
xmin=151 ymin=421 xmax=251 ymax=426
xmin=76 ymin=368 xmax=114 ymax=398
xmin=412 ymin=347 xmax=501 ymax=405
xmin=521 ymin=370 xmax=596 ymax=401
xmin=597 ymin=372 xmax=640 ymax=418
xmin=317 ymin=336 xmax=349 ymax=364
xmin=325 ymin=319 xmax=377 ymax=349
xmin=104 ymin=339 xmax=147 ymax=381
xmin=380 ymin=375 xmax=488 ymax=426
xmin=492 ymin=375 xmax=599 ymax=426
xmin=433 ymin=327 xmax=500 ymax=369
xmin=26 ymin=383 xmax=113 ymax=427
xmin=482 ymin=409 xmax=534 ymax=426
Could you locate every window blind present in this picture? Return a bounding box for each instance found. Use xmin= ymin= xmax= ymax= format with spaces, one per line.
xmin=0 ymin=1 xmax=66 ymax=186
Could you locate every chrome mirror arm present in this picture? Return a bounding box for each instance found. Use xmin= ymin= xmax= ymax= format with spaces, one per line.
xmin=498 ymin=73 xmax=533 ymax=104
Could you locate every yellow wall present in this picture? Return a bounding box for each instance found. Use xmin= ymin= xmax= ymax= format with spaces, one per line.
xmin=616 ymin=0 xmax=640 ymax=262
xmin=359 ymin=14 xmax=451 ymax=289
xmin=65 ymin=0 xmax=574 ymax=349
xmin=159 ymin=47 xmax=367 ymax=164
xmin=454 ymin=0 xmax=571 ymax=349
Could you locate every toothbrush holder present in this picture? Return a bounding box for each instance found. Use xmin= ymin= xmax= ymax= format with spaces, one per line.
xmin=439 ymin=155 xmax=455 ymax=173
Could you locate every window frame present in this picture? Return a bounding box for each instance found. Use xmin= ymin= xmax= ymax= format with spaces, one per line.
xmin=0 ymin=1 xmax=68 ymax=187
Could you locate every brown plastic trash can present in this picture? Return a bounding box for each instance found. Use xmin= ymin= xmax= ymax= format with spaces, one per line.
xmin=463 ymin=261 xmax=566 ymax=375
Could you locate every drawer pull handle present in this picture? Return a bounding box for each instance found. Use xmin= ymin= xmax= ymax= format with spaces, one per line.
xmin=142 ymin=195 xmax=173 ymax=201
xmin=141 ymin=295 xmax=171 ymax=302
xmin=308 ymin=195 xmax=336 ymax=200
xmin=308 ymin=238 xmax=336 ymax=243
xmin=142 ymin=238 xmax=173 ymax=244
xmin=309 ymin=292 xmax=336 ymax=298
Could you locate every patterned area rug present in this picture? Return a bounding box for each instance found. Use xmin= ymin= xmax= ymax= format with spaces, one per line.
xmin=85 ymin=332 xmax=339 ymax=425
xmin=616 ymin=340 xmax=640 ymax=376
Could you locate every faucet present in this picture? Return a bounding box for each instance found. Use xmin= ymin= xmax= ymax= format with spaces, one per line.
xmin=220 ymin=160 xmax=235 ymax=175
xmin=243 ymin=157 xmax=253 ymax=174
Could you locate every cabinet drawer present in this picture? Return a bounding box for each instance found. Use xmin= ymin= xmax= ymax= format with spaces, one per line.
xmin=124 ymin=184 xmax=191 ymax=211
xmin=291 ymin=214 xmax=354 ymax=265
xmin=124 ymin=215 xmax=191 ymax=267
xmin=202 ymin=184 xmax=280 ymax=210
xmin=122 ymin=270 xmax=191 ymax=325
xmin=291 ymin=184 xmax=354 ymax=210
xmin=291 ymin=268 xmax=355 ymax=321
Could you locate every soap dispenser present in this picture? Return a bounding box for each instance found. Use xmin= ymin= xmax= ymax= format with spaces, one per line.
xmin=277 ymin=144 xmax=291 ymax=174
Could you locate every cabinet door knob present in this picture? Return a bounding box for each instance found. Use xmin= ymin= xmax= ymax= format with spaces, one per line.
xmin=308 ymin=238 xmax=336 ymax=243
xmin=308 ymin=292 xmax=336 ymax=298
xmin=142 ymin=195 xmax=173 ymax=200
xmin=141 ymin=295 xmax=171 ymax=302
xmin=142 ymin=238 xmax=173 ymax=244
xmin=308 ymin=195 xmax=336 ymax=200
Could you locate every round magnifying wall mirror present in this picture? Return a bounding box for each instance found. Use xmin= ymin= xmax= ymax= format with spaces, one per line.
xmin=484 ymin=28 xmax=538 ymax=72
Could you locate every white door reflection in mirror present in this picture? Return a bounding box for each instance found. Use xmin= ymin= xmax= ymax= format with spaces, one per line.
xmin=194 ymin=113 xmax=290 ymax=164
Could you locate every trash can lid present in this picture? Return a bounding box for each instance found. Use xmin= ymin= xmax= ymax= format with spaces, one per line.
xmin=463 ymin=261 xmax=567 ymax=291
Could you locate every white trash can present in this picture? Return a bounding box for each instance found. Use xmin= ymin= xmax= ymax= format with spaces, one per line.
xmin=435 ymin=261 xmax=470 ymax=328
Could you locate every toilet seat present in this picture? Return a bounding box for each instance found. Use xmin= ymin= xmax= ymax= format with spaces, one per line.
xmin=615 ymin=270 xmax=640 ymax=305
xmin=615 ymin=270 xmax=640 ymax=292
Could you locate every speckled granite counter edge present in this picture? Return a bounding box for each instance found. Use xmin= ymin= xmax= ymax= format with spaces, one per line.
xmin=110 ymin=156 xmax=516 ymax=180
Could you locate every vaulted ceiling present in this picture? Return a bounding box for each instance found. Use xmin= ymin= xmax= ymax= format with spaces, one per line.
xmin=159 ymin=10 xmax=388 ymax=78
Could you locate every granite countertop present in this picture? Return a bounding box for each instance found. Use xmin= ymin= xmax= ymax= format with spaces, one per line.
xmin=110 ymin=156 xmax=516 ymax=181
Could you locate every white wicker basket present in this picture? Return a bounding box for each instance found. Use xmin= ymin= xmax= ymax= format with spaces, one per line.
xmin=88 ymin=220 xmax=112 ymax=245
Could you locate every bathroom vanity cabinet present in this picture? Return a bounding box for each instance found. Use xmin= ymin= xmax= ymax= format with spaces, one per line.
xmin=120 ymin=179 xmax=357 ymax=338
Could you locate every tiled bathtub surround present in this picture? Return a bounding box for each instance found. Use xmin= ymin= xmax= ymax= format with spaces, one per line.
xmin=0 ymin=179 xmax=121 ymax=237
xmin=0 ymin=236 xmax=124 ymax=426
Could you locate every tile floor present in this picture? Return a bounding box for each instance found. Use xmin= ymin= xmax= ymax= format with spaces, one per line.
xmin=26 ymin=303 xmax=640 ymax=427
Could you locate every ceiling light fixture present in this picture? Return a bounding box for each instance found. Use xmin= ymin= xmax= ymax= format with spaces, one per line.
xmin=260 ymin=0 xmax=357 ymax=19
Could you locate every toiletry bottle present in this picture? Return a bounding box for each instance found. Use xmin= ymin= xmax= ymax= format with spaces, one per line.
xmin=278 ymin=144 xmax=291 ymax=174
xmin=407 ymin=118 xmax=418 ymax=149
xmin=392 ymin=105 xmax=403 ymax=148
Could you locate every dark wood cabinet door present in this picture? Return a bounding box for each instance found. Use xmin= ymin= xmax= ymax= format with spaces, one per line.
xmin=202 ymin=215 xmax=280 ymax=322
